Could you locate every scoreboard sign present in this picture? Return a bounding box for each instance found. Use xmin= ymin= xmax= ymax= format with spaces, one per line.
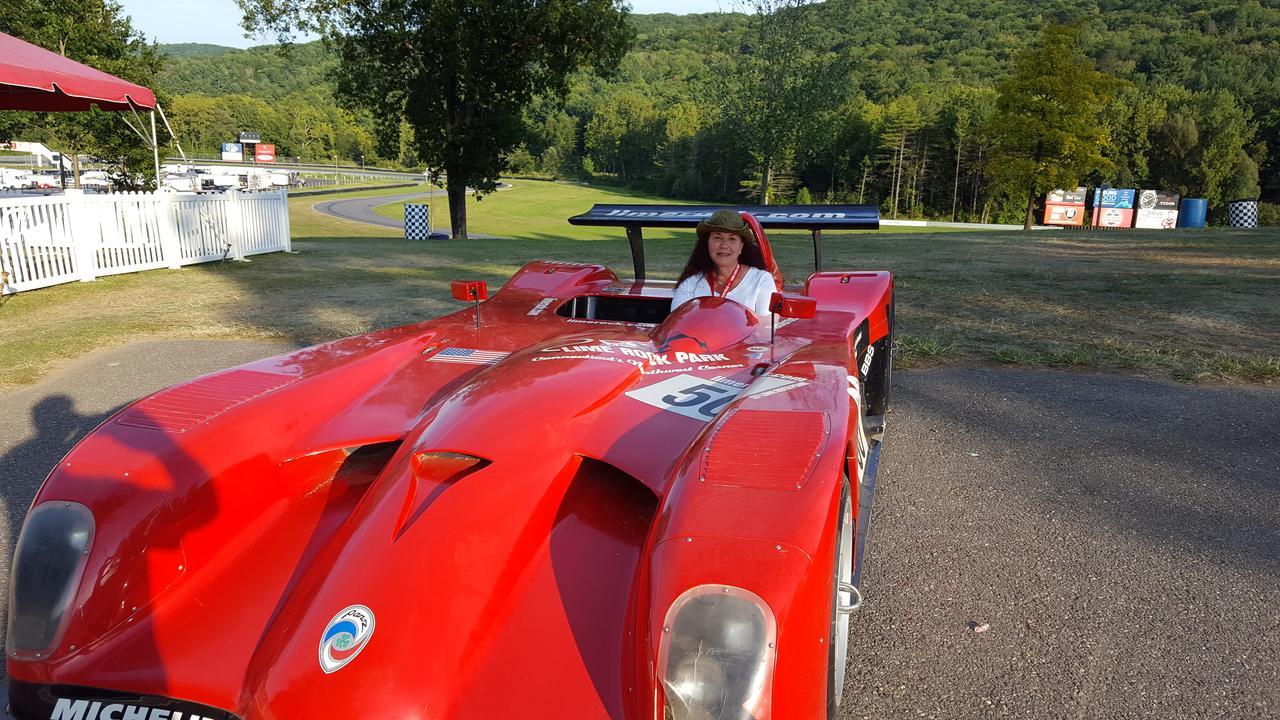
xmin=1044 ymin=187 xmax=1088 ymax=226
xmin=1134 ymin=190 xmax=1180 ymax=229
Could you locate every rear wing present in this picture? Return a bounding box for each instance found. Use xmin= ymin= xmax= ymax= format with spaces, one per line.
xmin=568 ymin=204 xmax=879 ymax=281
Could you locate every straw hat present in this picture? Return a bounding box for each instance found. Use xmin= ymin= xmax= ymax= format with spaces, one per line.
xmin=696 ymin=209 xmax=754 ymax=244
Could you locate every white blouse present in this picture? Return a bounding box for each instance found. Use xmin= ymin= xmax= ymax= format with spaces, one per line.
xmin=670 ymin=265 xmax=777 ymax=318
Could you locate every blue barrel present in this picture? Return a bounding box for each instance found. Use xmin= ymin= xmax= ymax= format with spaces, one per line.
xmin=1178 ymin=198 xmax=1207 ymax=228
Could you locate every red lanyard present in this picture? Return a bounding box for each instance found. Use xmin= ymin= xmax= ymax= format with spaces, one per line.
xmin=707 ymin=264 xmax=741 ymax=298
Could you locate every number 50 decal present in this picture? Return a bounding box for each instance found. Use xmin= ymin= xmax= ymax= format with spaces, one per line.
xmin=627 ymin=376 xmax=744 ymax=421
xmin=660 ymin=382 xmax=737 ymax=418
xmin=627 ymin=374 xmax=806 ymax=422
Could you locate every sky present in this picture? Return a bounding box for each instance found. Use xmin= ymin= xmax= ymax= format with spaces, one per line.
xmin=118 ymin=0 xmax=736 ymax=49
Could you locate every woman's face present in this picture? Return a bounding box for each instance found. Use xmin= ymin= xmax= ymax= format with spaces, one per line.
xmin=706 ymin=231 xmax=743 ymax=271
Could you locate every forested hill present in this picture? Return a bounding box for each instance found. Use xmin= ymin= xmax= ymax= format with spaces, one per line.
xmin=159 ymin=41 xmax=337 ymax=100
xmin=155 ymin=1 xmax=1280 ymax=221
xmin=159 ymin=3 xmax=1280 ymax=108
xmin=159 ymin=43 xmax=240 ymax=60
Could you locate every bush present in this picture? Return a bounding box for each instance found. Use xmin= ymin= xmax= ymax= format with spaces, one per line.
xmin=1257 ymin=202 xmax=1280 ymax=227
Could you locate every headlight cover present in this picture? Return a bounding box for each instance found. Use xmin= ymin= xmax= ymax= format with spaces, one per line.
xmin=659 ymin=585 xmax=777 ymax=720
xmin=8 ymin=501 xmax=95 ymax=658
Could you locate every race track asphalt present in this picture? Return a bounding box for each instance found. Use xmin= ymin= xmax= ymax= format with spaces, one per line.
xmin=0 ymin=344 xmax=1276 ymax=718
xmin=310 ymin=189 xmax=444 ymax=229
xmin=309 ymin=183 xmax=508 ymax=232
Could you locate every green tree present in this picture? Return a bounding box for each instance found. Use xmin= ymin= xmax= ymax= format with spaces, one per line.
xmin=985 ymin=21 xmax=1119 ymax=229
xmin=241 ymin=0 xmax=631 ymax=238
xmin=723 ymin=0 xmax=843 ymax=205
xmin=585 ymin=92 xmax=659 ymax=182
xmin=878 ymin=95 xmax=923 ymax=219
xmin=1098 ymin=84 xmax=1161 ymax=188
xmin=1149 ymin=86 xmax=1256 ymax=204
xmin=282 ymin=95 xmax=336 ymax=160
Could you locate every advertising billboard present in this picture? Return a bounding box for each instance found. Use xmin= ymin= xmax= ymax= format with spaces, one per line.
xmin=255 ymin=144 xmax=276 ymax=163
xmin=220 ymin=142 xmax=243 ymax=162
xmin=1091 ymin=188 xmax=1136 ymax=228
xmin=1133 ymin=190 xmax=1180 ymax=229
xmin=1043 ymin=187 xmax=1088 ymax=226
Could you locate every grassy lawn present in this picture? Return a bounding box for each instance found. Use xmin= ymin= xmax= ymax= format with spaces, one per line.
xmin=372 ymin=179 xmax=973 ymax=237
xmin=1 ymin=180 xmax=1277 ymax=389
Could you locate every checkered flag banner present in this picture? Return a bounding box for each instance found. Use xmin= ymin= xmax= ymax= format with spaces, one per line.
xmin=1227 ymin=200 xmax=1258 ymax=229
xmin=405 ymin=204 xmax=430 ymax=240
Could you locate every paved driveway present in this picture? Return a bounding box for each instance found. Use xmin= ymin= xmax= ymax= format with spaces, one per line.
xmin=0 ymin=346 xmax=1276 ymax=717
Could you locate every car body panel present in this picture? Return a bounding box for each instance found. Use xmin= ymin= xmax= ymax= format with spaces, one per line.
xmin=7 ymin=208 xmax=893 ymax=720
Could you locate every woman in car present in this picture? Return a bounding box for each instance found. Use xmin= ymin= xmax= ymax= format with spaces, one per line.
xmin=671 ymin=209 xmax=776 ymax=317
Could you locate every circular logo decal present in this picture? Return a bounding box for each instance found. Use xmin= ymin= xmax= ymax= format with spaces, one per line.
xmin=319 ymin=605 xmax=375 ymax=674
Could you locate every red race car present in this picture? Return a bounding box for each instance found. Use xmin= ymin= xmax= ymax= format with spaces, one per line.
xmin=6 ymin=204 xmax=893 ymax=720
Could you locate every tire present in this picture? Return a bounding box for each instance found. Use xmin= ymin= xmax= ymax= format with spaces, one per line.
xmin=826 ymin=474 xmax=855 ymax=719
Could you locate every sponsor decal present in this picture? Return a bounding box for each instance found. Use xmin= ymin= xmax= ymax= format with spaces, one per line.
xmin=848 ymin=375 xmax=869 ymax=479
xmin=626 ymin=373 xmax=807 ymax=421
xmin=50 ymin=698 xmax=224 ymax=720
xmin=599 ymin=208 xmax=853 ymax=220
xmin=319 ymin=604 xmax=375 ymax=674
xmin=564 ymin=318 xmax=658 ymax=328
xmin=427 ymin=347 xmax=510 ymax=365
xmin=528 ymin=297 xmax=556 ymax=316
xmin=537 ymin=340 xmax=732 ymax=369
xmin=860 ymin=344 xmax=875 ymax=377
xmin=740 ymin=373 xmax=807 ymax=400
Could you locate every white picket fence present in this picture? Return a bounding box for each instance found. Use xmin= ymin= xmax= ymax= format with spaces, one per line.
xmin=0 ymin=189 xmax=291 ymax=294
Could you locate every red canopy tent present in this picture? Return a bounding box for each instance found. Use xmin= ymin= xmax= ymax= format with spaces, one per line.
xmin=0 ymin=31 xmax=156 ymax=111
xmin=0 ymin=31 xmax=182 ymax=181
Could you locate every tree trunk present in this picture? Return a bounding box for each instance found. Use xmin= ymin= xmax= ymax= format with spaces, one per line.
xmin=915 ymin=134 xmax=928 ymax=217
xmin=858 ymin=162 xmax=868 ymax=204
xmin=971 ymin=146 xmax=983 ymax=215
xmin=951 ymin=135 xmax=963 ymax=222
xmin=1024 ymin=186 xmax=1036 ymax=230
xmin=829 ymin=151 xmax=837 ymax=201
xmin=760 ymin=160 xmax=772 ymax=205
xmin=72 ymin=150 xmax=81 ymax=190
xmin=447 ymin=177 xmax=468 ymax=239
xmin=891 ymin=132 xmax=906 ymax=219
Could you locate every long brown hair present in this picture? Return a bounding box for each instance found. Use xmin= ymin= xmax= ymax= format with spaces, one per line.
xmin=676 ymin=231 xmax=767 ymax=283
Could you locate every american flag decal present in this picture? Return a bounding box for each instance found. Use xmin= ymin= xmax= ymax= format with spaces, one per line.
xmin=427 ymin=347 xmax=510 ymax=365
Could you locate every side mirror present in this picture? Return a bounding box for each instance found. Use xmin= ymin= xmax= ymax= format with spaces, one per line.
xmin=451 ymin=280 xmax=488 ymax=328
xmin=769 ymin=291 xmax=817 ymax=319
xmin=450 ymin=280 xmax=489 ymax=302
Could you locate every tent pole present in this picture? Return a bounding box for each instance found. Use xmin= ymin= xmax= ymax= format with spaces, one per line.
xmin=150 ymin=111 xmax=160 ymax=188
xmin=155 ymin=102 xmax=187 ymax=162
xmin=120 ymin=114 xmax=150 ymax=145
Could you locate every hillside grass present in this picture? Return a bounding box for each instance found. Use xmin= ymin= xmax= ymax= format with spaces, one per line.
xmin=1 ymin=181 xmax=1277 ymax=389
